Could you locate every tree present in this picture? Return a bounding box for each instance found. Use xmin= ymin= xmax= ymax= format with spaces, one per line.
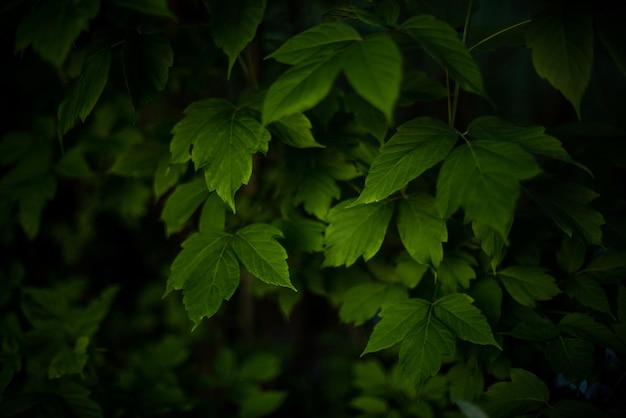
xmin=1 ymin=0 xmax=625 ymax=417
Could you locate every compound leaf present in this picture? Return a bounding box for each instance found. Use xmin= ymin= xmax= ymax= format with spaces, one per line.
xmin=402 ymin=15 xmax=486 ymax=98
xmin=527 ymin=4 xmax=593 ymax=118
xmin=323 ymin=199 xmax=393 ymax=267
xmin=434 ymin=293 xmax=499 ymax=347
xmin=341 ymin=33 xmax=402 ymax=122
xmin=232 ymin=223 xmax=294 ymax=290
xmin=498 ymin=266 xmax=561 ymax=307
xmin=167 ymin=232 xmax=239 ymax=327
xmin=437 ymin=140 xmax=541 ymax=238
xmin=356 ymin=117 xmax=457 ymax=204
xmin=209 ymin=0 xmax=266 ymax=77
xmin=397 ymin=193 xmax=447 ymax=268
xmin=363 ymin=299 xmax=430 ymax=355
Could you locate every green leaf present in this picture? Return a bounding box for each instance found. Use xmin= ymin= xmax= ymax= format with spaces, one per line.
xmin=109 ymin=141 xmax=165 ymax=177
xmin=15 ymin=0 xmax=99 ymax=67
xmin=448 ymin=363 xmax=485 ymax=402
xmin=341 ymin=33 xmax=402 ymax=122
xmin=323 ymin=199 xmax=393 ymax=267
xmin=352 ymin=360 xmax=387 ymax=391
xmin=545 ymin=337 xmax=593 ymax=384
xmin=497 ymin=266 xmax=560 ymax=308
xmin=339 ymin=282 xmax=407 ymax=325
xmin=437 ymin=140 xmax=541 ymax=237
xmin=397 ymin=193 xmax=447 ymax=268
xmin=232 ymin=223 xmax=294 ymax=290
xmin=556 ymin=237 xmax=585 ymax=275
xmin=564 ymin=275 xmax=611 ymax=315
xmin=559 ymin=313 xmax=625 ymax=353
xmin=437 ymin=251 xmax=477 ymax=292
xmin=402 ymin=15 xmax=486 ymax=98
xmin=58 ymin=47 xmax=111 ymax=140
xmin=153 ymin=158 xmax=187 ymax=199
xmin=123 ymin=32 xmax=173 ymax=111
xmin=239 ymin=389 xmax=287 ymax=418
xmin=363 ymin=299 xmax=430 ymax=355
xmin=273 ymin=216 xmax=325 ymax=253
xmin=209 ymin=0 xmax=266 ymax=77
xmin=344 ymin=93 xmax=388 ymax=143
xmin=356 ymin=117 xmax=458 ymax=204
xmin=239 ymin=353 xmax=281 ymax=382
xmin=266 ymin=21 xmax=361 ymax=65
xmin=294 ymin=168 xmax=340 ymax=220
xmin=271 ymin=113 xmax=324 ymax=148
xmin=114 ymin=0 xmax=173 ymax=18
xmin=480 ymin=368 xmax=549 ymax=418
xmin=434 ymin=293 xmax=499 ymax=347
xmin=173 ymin=100 xmax=270 ymax=211
xmin=399 ymin=315 xmax=456 ymax=384
xmin=467 ymin=116 xmax=587 ymax=172
xmin=580 ymin=251 xmax=626 ymax=282
xmin=525 ymin=181 xmax=604 ymax=245
xmin=350 ymin=396 xmax=388 ymax=414
xmin=161 ymin=178 xmax=211 ymax=236
xmin=526 ymin=4 xmax=593 ymax=118
xmin=470 ymin=276 xmax=503 ymax=326
xmin=167 ymin=232 xmax=239 ymax=326
xmin=506 ymin=305 xmax=560 ymax=341
xmin=262 ymin=53 xmax=343 ymax=125
xmin=472 ymin=221 xmax=508 ymax=273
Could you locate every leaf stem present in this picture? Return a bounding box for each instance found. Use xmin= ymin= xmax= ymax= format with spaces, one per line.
xmin=468 ymin=19 xmax=531 ymax=52
xmin=450 ymin=0 xmax=474 ymax=127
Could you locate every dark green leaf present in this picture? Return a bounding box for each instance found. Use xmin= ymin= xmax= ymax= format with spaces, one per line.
xmin=580 ymin=251 xmax=626 ymax=282
xmin=209 ymin=0 xmax=266 ymax=77
xmin=239 ymin=389 xmax=287 ymax=418
xmin=153 ymin=158 xmax=187 ymax=199
xmin=545 ymin=336 xmax=593 ymax=384
xmin=161 ymin=178 xmax=210 ymax=236
xmin=473 ymin=221 xmax=508 ymax=273
xmin=470 ymin=276 xmax=503 ymax=326
xmin=109 ymin=141 xmax=165 ymax=177
xmin=363 ymin=298 xmax=430 ymax=355
xmin=526 ymin=4 xmax=593 ymax=118
xmin=497 ymin=266 xmax=560 ymax=307
xmin=556 ymin=237 xmax=585 ymax=275
xmin=437 ymin=140 xmax=540 ymax=238
xmin=434 ymin=293 xmax=499 ymax=347
xmin=114 ymin=0 xmax=173 ymax=18
xmin=437 ymin=251 xmax=477 ymax=291
xmin=448 ymin=363 xmax=485 ymax=402
xmin=506 ymin=305 xmax=560 ymax=341
xmin=15 ymin=0 xmax=99 ymax=67
xmin=543 ymin=399 xmax=607 ymax=418
xmin=266 ymin=21 xmax=361 ymax=65
xmin=295 ymin=168 xmax=340 ymax=220
xmin=272 ymin=113 xmax=324 ymax=148
xmin=344 ymin=93 xmax=388 ymax=143
xmin=564 ymin=275 xmax=611 ymax=315
xmin=480 ymin=368 xmax=549 ymax=418
xmin=339 ymin=282 xmax=407 ymax=325
xmin=402 ymin=15 xmax=486 ymax=98
xmin=123 ymin=32 xmax=173 ymax=111
xmin=58 ymin=47 xmax=111 ymax=140
xmin=559 ymin=313 xmax=625 ymax=353
xmin=350 ymin=396 xmax=388 ymax=414
xmin=397 ymin=193 xmax=447 ymax=268
xmin=232 ymin=223 xmax=294 ymax=290
xmin=273 ymin=216 xmax=325 ymax=253
xmin=341 ymin=33 xmax=402 ymax=122
xmin=356 ymin=117 xmax=458 ymax=204
xmin=323 ymin=199 xmax=393 ymax=267
xmin=239 ymin=353 xmax=281 ymax=382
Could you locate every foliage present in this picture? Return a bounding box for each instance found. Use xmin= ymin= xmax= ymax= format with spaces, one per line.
xmin=1 ymin=0 xmax=626 ymax=417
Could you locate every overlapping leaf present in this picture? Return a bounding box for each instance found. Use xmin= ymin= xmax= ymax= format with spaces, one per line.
xmin=397 ymin=193 xmax=447 ymax=268
xmin=295 ymin=169 xmax=340 ymax=220
xmin=436 ymin=140 xmax=541 ymax=237
xmin=161 ymin=178 xmax=211 ymax=236
xmin=497 ymin=266 xmax=560 ymax=307
xmin=433 ymin=294 xmax=499 ymax=347
xmin=526 ymin=4 xmax=593 ymax=118
xmin=339 ymin=282 xmax=407 ymax=325
xmin=356 ymin=117 xmax=458 ymax=204
xmin=480 ymin=369 xmax=549 ymax=418
xmin=323 ymin=199 xmax=393 ymax=267
xmin=402 ymin=15 xmax=486 ymax=98
xmin=209 ymin=0 xmax=266 ymax=76
xmin=272 ymin=113 xmax=323 ymax=148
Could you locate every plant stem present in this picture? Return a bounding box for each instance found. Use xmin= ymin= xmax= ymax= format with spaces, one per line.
xmin=468 ymin=19 xmax=531 ymax=52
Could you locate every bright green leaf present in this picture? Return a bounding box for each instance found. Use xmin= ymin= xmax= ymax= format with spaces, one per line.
xmin=323 ymin=199 xmax=393 ymax=267
xmin=161 ymin=178 xmax=210 ymax=236
xmin=527 ymin=4 xmax=593 ymax=118
xmin=363 ymin=299 xmax=430 ymax=355
xmin=339 ymin=282 xmax=407 ymax=325
xmin=232 ymin=223 xmax=294 ymax=290
xmin=209 ymin=0 xmax=266 ymax=77
xmin=497 ymin=266 xmax=560 ymax=307
xmin=545 ymin=336 xmax=593 ymax=384
xmin=15 ymin=0 xmax=99 ymax=67
xmin=480 ymin=368 xmax=549 ymax=418
xmin=525 ymin=181 xmax=605 ymax=246
xmin=437 ymin=140 xmax=541 ymax=237
xmin=399 ymin=315 xmax=456 ymax=384
xmin=272 ymin=113 xmax=324 ymax=148
xmin=564 ymin=275 xmax=611 ymax=315
xmin=356 ymin=117 xmax=458 ymax=204
xmin=266 ymin=21 xmax=361 ymax=65
xmin=402 ymin=15 xmax=486 ymax=98
xmin=58 ymin=47 xmax=111 ymax=140
xmin=123 ymin=32 xmax=173 ymax=111
xmin=167 ymin=232 xmax=239 ymax=326
xmin=341 ymin=33 xmax=402 ymax=122
xmin=397 ymin=193 xmax=447 ymax=268
xmin=434 ymin=293 xmax=499 ymax=347
xmin=262 ymin=53 xmax=343 ymax=125
xmin=114 ymin=0 xmax=173 ymax=17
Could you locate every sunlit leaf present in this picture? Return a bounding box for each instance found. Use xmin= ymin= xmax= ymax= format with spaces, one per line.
xmin=434 ymin=293 xmax=499 ymax=347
